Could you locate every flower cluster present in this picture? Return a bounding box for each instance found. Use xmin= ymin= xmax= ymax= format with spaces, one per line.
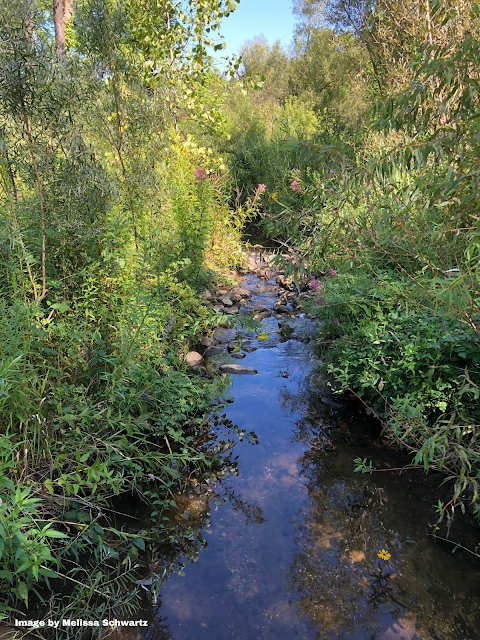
xmin=290 ymin=180 xmax=301 ymax=192
xmin=194 ymin=168 xmax=207 ymax=180
xmin=329 ymin=268 xmax=337 ymax=275
xmin=309 ymin=275 xmax=326 ymax=306
xmin=162 ymin=315 xmax=175 ymax=341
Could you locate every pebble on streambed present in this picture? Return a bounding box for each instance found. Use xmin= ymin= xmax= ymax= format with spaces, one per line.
xmin=219 ymin=364 xmax=258 ymax=375
xmin=185 ymin=351 xmax=203 ymax=367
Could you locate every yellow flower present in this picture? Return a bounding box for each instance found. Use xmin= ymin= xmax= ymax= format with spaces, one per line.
xmin=190 ymin=195 xmax=196 ymax=201
xmin=377 ymin=549 xmax=391 ymax=560
xmin=271 ymin=192 xmax=277 ymax=199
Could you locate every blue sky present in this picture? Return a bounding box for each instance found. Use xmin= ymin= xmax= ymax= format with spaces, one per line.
xmin=211 ymin=0 xmax=296 ymax=69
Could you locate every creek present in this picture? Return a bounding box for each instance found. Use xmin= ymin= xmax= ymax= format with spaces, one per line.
xmin=112 ymin=268 xmax=480 ymax=640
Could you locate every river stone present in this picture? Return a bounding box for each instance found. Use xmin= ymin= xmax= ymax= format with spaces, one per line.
xmin=274 ymin=305 xmax=291 ymax=314
xmin=220 ymin=296 xmax=233 ymax=306
xmin=227 ymin=340 xmax=252 ymax=351
xmin=224 ymin=306 xmax=239 ymax=315
xmin=230 ymin=292 xmax=242 ymax=302
xmin=310 ymin=372 xmax=342 ymax=396
xmin=320 ymin=396 xmax=344 ymax=408
xmin=231 ymin=352 xmax=246 ymax=359
xmin=219 ymin=364 xmax=258 ymax=375
xmin=244 ymin=346 xmax=257 ymax=353
xmin=206 ymin=345 xmax=224 ymax=356
xmin=237 ymin=299 xmax=247 ymax=307
xmin=346 ymin=491 xmax=364 ymax=506
xmin=235 ymin=287 xmax=252 ymax=298
xmin=253 ymin=311 xmax=271 ymax=321
xmin=185 ymin=351 xmax=203 ymax=367
xmin=213 ymin=305 xmax=224 ymax=313
xmin=200 ymin=336 xmax=214 ymax=347
xmin=251 ymin=305 xmax=269 ymax=313
xmin=276 ymin=275 xmax=292 ymax=290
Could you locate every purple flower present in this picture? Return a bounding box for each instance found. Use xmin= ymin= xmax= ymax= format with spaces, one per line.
xmin=194 ymin=168 xmax=208 ymax=180
xmin=334 ymin=320 xmax=341 ymax=327
xmin=147 ymin=473 xmax=155 ymax=481
xmin=141 ymin=393 xmax=149 ymax=399
xmin=329 ymin=268 xmax=337 ymax=275
xmin=310 ymin=277 xmax=321 ymax=293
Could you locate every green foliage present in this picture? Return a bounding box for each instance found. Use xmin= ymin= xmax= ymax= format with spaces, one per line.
xmin=239 ymin=35 xmax=293 ymax=103
xmin=0 ymin=0 xmax=248 ymax=624
xmin=234 ymin=1 xmax=480 ymax=531
xmin=0 ymin=479 xmax=65 ymax=614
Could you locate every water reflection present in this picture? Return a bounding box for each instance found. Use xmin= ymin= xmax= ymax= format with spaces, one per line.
xmin=281 ymin=372 xmax=480 ymax=640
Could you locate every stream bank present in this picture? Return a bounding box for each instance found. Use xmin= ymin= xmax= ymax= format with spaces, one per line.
xmin=111 ymin=259 xmax=480 ymax=640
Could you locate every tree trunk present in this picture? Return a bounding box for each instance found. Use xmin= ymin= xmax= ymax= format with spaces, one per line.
xmin=425 ymin=0 xmax=434 ymax=45
xmin=53 ymin=0 xmax=66 ymax=55
xmin=25 ymin=0 xmax=34 ymax=39
xmin=64 ymin=0 xmax=73 ymax=23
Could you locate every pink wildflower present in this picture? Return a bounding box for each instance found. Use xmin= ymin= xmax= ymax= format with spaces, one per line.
xmin=290 ymin=181 xmax=300 ymax=192
xmin=194 ymin=168 xmax=208 ymax=180
xmin=309 ymin=276 xmax=321 ymax=293
xmin=147 ymin=473 xmax=155 ymax=481
xmin=334 ymin=320 xmax=341 ymax=327
xmin=329 ymin=268 xmax=337 ymax=275
xmin=257 ymin=184 xmax=266 ymax=194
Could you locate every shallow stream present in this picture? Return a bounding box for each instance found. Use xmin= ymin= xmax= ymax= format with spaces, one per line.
xmin=113 ymin=271 xmax=480 ymax=640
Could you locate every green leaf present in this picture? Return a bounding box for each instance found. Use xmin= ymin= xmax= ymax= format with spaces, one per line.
xmin=38 ymin=567 xmax=59 ymax=579
xmin=132 ymin=537 xmax=145 ymax=551
xmin=0 ymin=478 xmax=14 ymax=491
xmin=51 ymin=301 xmax=71 ymax=313
xmin=17 ymin=581 xmax=28 ymax=605
xmin=42 ymin=528 xmax=69 ymax=539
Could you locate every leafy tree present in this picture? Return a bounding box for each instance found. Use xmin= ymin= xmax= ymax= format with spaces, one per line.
xmin=239 ymin=35 xmax=293 ymax=103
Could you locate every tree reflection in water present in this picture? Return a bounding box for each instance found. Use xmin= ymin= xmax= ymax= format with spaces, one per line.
xmin=278 ymin=379 xmax=480 ymax=640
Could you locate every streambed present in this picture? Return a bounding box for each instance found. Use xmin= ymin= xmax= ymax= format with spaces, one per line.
xmin=112 ymin=270 xmax=480 ymax=640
